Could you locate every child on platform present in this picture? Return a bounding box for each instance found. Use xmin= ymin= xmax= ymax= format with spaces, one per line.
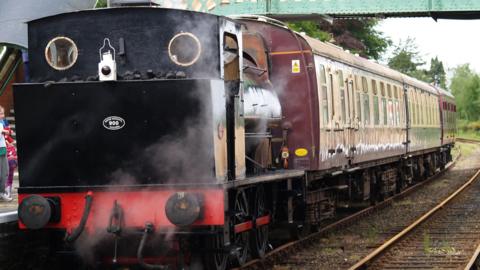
xmin=0 ymin=106 xmax=11 ymax=201
xmin=4 ymin=134 xmax=16 ymax=200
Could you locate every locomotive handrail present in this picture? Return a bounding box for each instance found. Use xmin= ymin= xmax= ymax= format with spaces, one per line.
xmin=137 ymin=222 xmax=169 ymax=269
xmin=65 ymin=191 xmax=93 ymax=242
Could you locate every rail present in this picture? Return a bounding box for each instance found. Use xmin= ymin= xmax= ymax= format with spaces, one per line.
xmin=465 ymin=243 xmax=480 ymax=270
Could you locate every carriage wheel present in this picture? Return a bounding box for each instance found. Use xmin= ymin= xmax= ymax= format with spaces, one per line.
xmin=233 ymin=190 xmax=250 ymax=266
xmin=203 ymin=234 xmax=228 ymax=270
xmin=250 ymin=186 xmax=269 ymax=258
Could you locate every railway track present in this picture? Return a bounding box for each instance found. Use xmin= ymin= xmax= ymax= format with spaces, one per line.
xmin=236 ymin=156 xmax=460 ymax=270
xmin=456 ymin=137 xmax=480 ymax=144
xmin=350 ymin=167 xmax=480 ymax=270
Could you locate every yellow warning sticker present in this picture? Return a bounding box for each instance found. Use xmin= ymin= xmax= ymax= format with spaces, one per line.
xmin=292 ymin=60 xmax=300 ymax=73
xmin=295 ymin=148 xmax=308 ymax=157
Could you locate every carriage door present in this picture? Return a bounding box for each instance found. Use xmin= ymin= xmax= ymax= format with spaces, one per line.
xmin=334 ymin=68 xmax=348 ymax=168
xmin=346 ymin=75 xmax=356 ymax=160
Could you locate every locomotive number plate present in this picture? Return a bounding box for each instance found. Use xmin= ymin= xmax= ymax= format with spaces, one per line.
xmin=103 ymin=116 xmax=125 ymax=130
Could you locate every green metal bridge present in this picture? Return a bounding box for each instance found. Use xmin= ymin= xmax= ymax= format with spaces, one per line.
xmin=172 ymin=0 xmax=480 ymax=20
xmin=2 ymin=0 xmax=480 ymax=93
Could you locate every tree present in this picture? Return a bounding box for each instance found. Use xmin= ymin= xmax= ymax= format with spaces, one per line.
xmin=288 ymin=19 xmax=391 ymax=60
xmin=387 ymin=38 xmax=425 ymax=76
xmin=287 ymin=21 xmax=331 ymax=42
xmin=450 ymin=64 xmax=480 ymax=121
xmin=428 ymin=56 xmax=446 ymax=88
xmin=388 ymin=39 xmax=449 ymax=88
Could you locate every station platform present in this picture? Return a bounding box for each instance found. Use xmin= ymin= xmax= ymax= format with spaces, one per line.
xmin=0 ymin=177 xmax=18 ymax=223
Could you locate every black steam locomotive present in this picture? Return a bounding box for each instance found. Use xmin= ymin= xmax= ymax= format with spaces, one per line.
xmin=14 ymin=5 xmax=455 ymax=270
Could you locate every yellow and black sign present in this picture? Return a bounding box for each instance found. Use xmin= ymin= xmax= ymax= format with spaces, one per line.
xmin=292 ymin=60 xmax=300 ymax=73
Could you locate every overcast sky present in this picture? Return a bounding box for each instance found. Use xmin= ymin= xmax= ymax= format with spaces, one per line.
xmin=376 ymin=18 xmax=480 ymax=75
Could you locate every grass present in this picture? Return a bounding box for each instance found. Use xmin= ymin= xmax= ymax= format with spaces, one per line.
xmin=423 ymin=232 xmax=460 ymax=255
xmin=457 ymin=130 xmax=480 ymax=141
xmin=321 ymin=247 xmax=339 ymax=255
xmin=362 ymin=226 xmax=378 ymax=244
xmin=423 ymin=231 xmax=431 ymax=254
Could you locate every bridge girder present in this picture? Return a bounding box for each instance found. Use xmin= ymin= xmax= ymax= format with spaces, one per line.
xmin=162 ymin=0 xmax=480 ymax=20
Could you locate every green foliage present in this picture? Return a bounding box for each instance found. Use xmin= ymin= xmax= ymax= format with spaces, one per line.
xmin=429 ymin=57 xmax=446 ymax=88
xmin=450 ymin=64 xmax=480 ymax=121
xmin=288 ymin=21 xmax=331 ymax=41
xmin=387 ymin=38 xmax=447 ymax=87
xmin=388 ymin=38 xmax=425 ymax=76
xmin=95 ymin=0 xmax=107 ymax=8
xmin=347 ymin=19 xmax=391 ymax=61
xmin=288 ymin=19 xmax=391 ymax=60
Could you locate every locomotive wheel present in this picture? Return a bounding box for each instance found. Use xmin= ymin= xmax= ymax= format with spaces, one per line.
xmin=250 ymin=186 xmax=269 ymax=258
xmin=203 ymin=234 xmax=228 ymax=270
xmin=233 ymin=190 xmax=250 ymax=266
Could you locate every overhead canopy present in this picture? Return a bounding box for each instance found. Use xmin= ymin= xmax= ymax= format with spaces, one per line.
xmin=0 ymin=0 xmax=96 ymax=48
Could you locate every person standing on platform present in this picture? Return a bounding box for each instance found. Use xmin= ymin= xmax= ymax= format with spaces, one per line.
xmin=0 ymin=106 xmax=12 ymax=201
xmin=4 ymin=134 xmax=16 ymax=200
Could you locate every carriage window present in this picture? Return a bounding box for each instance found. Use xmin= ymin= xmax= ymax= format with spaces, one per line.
xmin=355 ymin=75 xmax=361 ymax=91
xmin=382 ymin=97 xmax=387 ymax=125
xmin=393 ymin=86 xmax=398 ymax=99
xmin=319 ymin=65 xmax=327 ymax=84
xmin=411 ymin=90 xmax=416 ymax=126
xmin=371 ymin=79 xmax=377 ymax=95
xmin=422 ymin=93 xmax=427 ymax=125
xmin=429 ymin=96 xmax=433 ymax=125
xmin=388 ymin=98 xmax=394 ymax=126
xmin=374 ymin=95 xmax=380 ymax=125
xmin=330 ymin=74 xmax=335 ymax=120
xmin=318 ymin=65 xmax=329 ymax=126
xmin=380 ymin=82 xmax=385 ymax=96
xmin=340 ymin=89 xmax=346 ymax=124
xmin=387 ymin=84 xmax=392 ymax=97
xmin=416 ymin=91 xmax=421 ymax=125
xmin=363 ymin=94 xmax=370 ymax=125
xmin=362 ymin=77 xmax=368 ymax=93
xmin=45 ymin=36 xmax=78 ymax=70
xmin=395 ymin=100 xmax=400 ymax=126
xmin=322 ymin=85 xmax=329 ymax=125
xmin=339 ymin=71 xmax=346 ymax=124
xmin=356 ymin=92 xmax=362 ymax=123
xmin=426 ymin=97 xmax=431 ymax=125
xmin=408 ymin=100 xmax=414 ymax=126
xmin=401 ymin=99 xmax=404 ymax=125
